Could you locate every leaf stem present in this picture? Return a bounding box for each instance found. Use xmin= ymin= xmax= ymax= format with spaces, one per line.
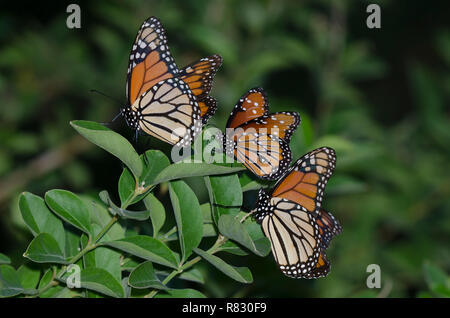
xmin=144 ymin=234 xmax=228 ymax=298
xmin=94 ymin=215 xmax=119 ymax=244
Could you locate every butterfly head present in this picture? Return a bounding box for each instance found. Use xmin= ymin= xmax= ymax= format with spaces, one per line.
xmin=122 ymin=106 xmax=140 ymax=131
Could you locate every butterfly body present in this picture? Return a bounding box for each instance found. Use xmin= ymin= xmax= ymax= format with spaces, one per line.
xmin=253 ymin=147 xmax=341 ymax=279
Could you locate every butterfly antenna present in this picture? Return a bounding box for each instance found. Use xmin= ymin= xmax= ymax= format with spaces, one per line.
xmin=111 ymin=111 xmax=122 ymax=123
xmin=239 ymin=209 xmax=255 ymax=223
xmin=90 ymin=89 xmax=123 ymax=105
xmin=90 ymin=89 xmax=124 ymax=126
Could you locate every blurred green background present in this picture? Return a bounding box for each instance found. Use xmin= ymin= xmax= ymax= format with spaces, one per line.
xmin=0 ymin=0 xmax=449 ymax=297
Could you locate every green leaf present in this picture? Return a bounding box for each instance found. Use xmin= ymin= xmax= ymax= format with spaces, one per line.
xmin=45 ymin=189 xmax=91 ymax=235
xmin=239 ymin=173 xmax=267 ymax=192
xmin=204 ymin=174 xmax=243 ymax=223
xmin=0 ymin=253 xmax=11 ymax=265
xmin=17 ymin=263 xmax=41 ymax=290
xmin=152 ymin=163 xmax=244 ymax=186
xmin=84 ymin=224 xmax=122 ymax=282
xmin=0 ymin=265 xmax=24 ymax=297
xmin=143 ymin=193 xmax=166 ymax=237
xmin=218 ymin=214 xmax=270 ymax=257
xmin=118 ymin=167 xmax=137 ymax=206
xmin=156 ymin=288 xmax=206 ymax=298
xmin=178 ymin=268 xmax=205 ymax=284
xmin=100 ymin=190 xmax=150 ymax=221
xmin=423 ymin=261 xmax=450 ymax=297
xmin=194 ymin=248 xmax=253 ymax=283
xmin=128 ymin=261 xmax=166 ymax=290
xmin=121 ymin=257 xmax=141 ymax=272
xmin=19 ymin=192 xmax=66 ymax=251
xmin=52 ymin=287 xmax=81 ymax=298
xmin=24 ymin=233 xmax=66 ymax=264
xmin=37 ymin=268 xmax=55 ymax=298
xmin=70 ymin=120 xmax=143 ymax=177
xmin=80 ymin=267 xmax=124 ymax=298
xmin=203 ymin=223 xmax=218 ymax=237
xmin=64 ymin=228 xmax=81 ymax=259
xmin=169 ymin=180 xmax=203 ymax=262
xmin=201 ymin=203 xmax=213 ymax=223
xmin=102 ymin=236 xmax=178 ymax=269
xmin=38 ymin=268 xmax=53 ymax=289
xmin=140 ymin=150 xmax=171 ymax=186
xmin=219 ymin=241 xmax=249 ymax=256
xmin=83 ymin=196 xmax=124 ymax=241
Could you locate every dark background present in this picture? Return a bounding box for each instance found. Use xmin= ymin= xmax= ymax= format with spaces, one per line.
xmin=0 ymin=0 xmax=449 ymax=297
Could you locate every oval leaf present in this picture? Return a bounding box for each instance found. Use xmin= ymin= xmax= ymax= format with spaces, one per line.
xmin=102 ymin=236 xmax=178 ymax=269
xmin=169 ymin=180 xmax=203 ymax=262
xmin=118 ymin=167 xmax=137 ymax=206
xmin=143 ymin=193 xmax=166 ymax=237
xmin=156 ymin=288 xmax=206 ymax=298
xmin=218 ymin=214 xmax=270 ymax=257
xmin=17 ymin=263 xmax=41 ymax=290
xmin=152 ymin=163 xmax=244 ymax=185
xmin=80 ymin=267 xmax=124 ymax=298
xmin=204 ymin=174 xmax=242 ymax=223
xmin=70 ymin=120 xmax=142 ymax=177
xmin=24 ymin=233 xmax=66 ymax=264
xmin=140 ymin=150 xmax=171 ymax=186
xmin=45 ymin=189 xmax=91 ymax=235
xmin=19 ymin=192 xmax=66 ymax=251
xmin=0 ymin=265 xmax=24 ymax=298
xmin=194 ymin=248 xmax=253 ymax=283
xmin=0 ymin=253 xmax=11 ymax=265
xmin=128 ymin=261 xmax=166 ymax=290
xmin=100 ymin=190 xmax=150 ymax=221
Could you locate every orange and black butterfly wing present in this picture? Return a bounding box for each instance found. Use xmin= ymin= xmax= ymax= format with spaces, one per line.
xmin=225 ymin=87 xmax=269 ymax=129
xmin=271 ymin=147 xmax=337 ymax=213
xmin=223 ymin=88 xmax=300 ymax=179
xmin=126 ymin=16 xmax=179 ymax=105
xmin=179 ymin=54 xmax=222 ymax=100
xmin=227 ymin=111 xmax=300 ymax=180
xmin=179 ymin=55 xmax=222 ymax=124
xmin=254 ymin=147 xmax=340 ymax=278
xmin=316 ymin=209 xmax=342 ymax=249
xmin=307 ymin=252 xmax=330 ymax=278
xmin=197 ymin=95 xmax=217 ymax=125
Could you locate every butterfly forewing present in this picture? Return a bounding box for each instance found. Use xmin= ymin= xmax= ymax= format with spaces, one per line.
xmin=126 ymin=16 xmax=179 ymax=105
xmin=271 ymin=147 xmax=337 ymax=213
xmin=225 ymin=88 xmax=269 ymax=129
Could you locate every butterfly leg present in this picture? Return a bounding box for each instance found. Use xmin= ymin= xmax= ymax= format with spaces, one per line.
xmin=239 ymin=209 xmax=256 ymax=223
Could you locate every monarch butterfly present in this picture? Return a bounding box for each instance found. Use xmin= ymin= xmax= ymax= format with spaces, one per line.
xmin=122 ymin=16 xmax=222 ymax=147
xmin=253 ymin=147 xmax=342 ymax=279
xmin=222 ymin=88 xmax=300 ymax=180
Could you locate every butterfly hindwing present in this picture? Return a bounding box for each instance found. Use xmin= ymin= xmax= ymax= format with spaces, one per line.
xmin=130 ymin=77 xmax=202 ymax=147
xmin=179 ymin=54 xmax=223 ymax=100
xmin=179 ymin=54 xmax=222 ymax=124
